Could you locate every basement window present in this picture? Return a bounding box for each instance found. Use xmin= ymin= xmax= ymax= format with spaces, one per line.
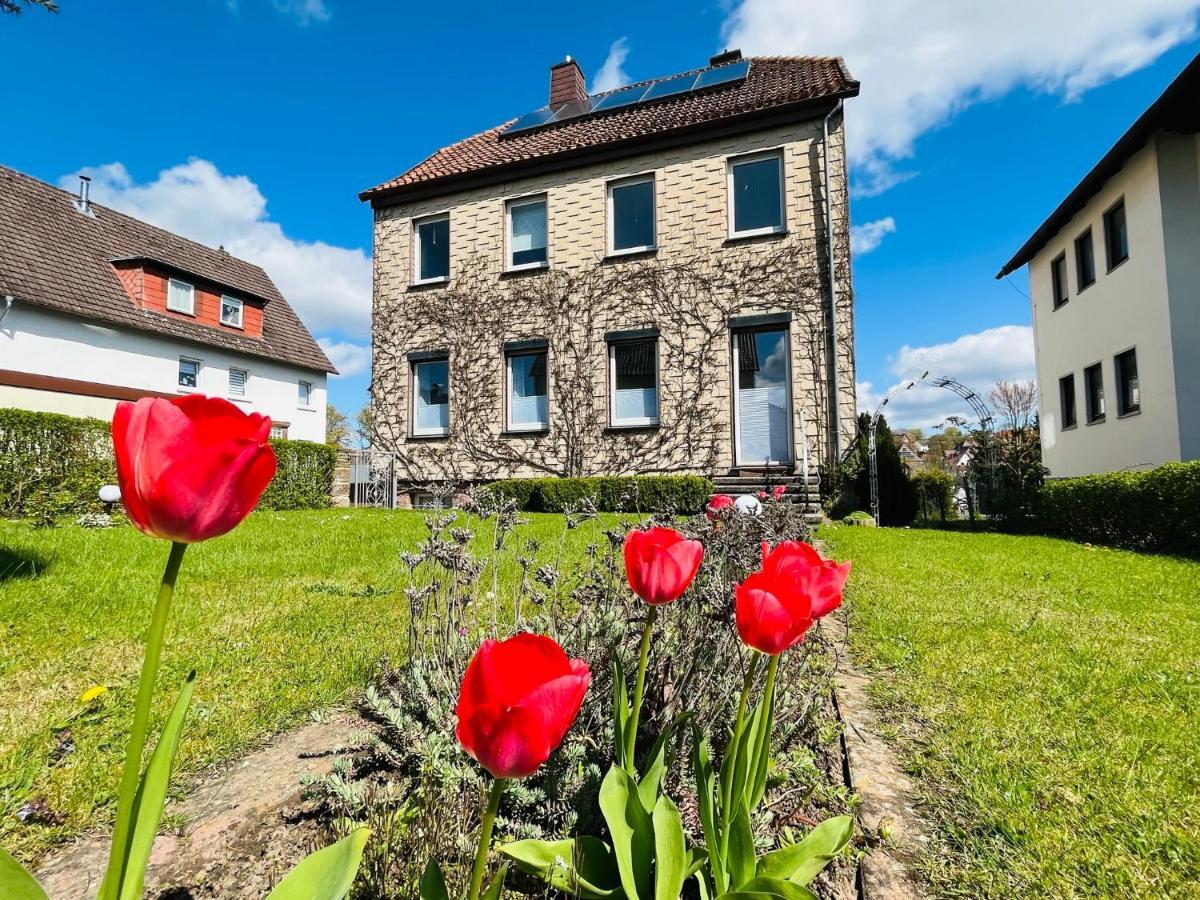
xmin=167 ymin=278 xmax=195 ymax=315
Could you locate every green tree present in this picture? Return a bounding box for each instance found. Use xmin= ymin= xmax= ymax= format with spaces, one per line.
xmin=326 ymin=405 xmax=351 ymax=448
xmin=1 ymin=0 xmax=58 ymax=14
xmin=353 ymin=405 xmax=374 ymax=449
xmin=834 ymin=413 xmax=918 ymax=526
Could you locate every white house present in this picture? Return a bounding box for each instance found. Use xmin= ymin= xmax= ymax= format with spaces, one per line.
xmin=997 ymin=54 xmax=1200 ymax=478
xmin=0 ymin=165 xmax=334 ymax=442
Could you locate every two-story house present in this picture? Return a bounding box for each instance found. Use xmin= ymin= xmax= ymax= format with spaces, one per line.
xmin=362 ymin=51 xmax=859 ymax=502
xmin=0 ymin=166 xmax=334 ymax=442
xmin=997 ymin=53 xmax=1199 ymax=477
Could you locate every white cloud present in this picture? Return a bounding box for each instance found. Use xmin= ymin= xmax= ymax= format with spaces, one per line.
xmin=593 ymin=38 xmax=631 ymax=93
xmin=60 ymin=159 xmax=371 ymax=340
xmin=850 ymin=217 xmax=896 ymax=254
xmin=318 ymin=338 xmax=371 ymax=377
xmin=272 ymin=0 xmax=330 ymax=25
xmin=859 ymin=325 xmax=1036 ymax=428
xmin=722 ymin=0 xmax=1200 ymax=193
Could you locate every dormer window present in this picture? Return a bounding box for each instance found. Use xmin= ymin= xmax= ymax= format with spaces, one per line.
xmin=167 ymin=278 xmax=195 ymax=315
xmin=220 ymin=295 xmax=244 ymax=328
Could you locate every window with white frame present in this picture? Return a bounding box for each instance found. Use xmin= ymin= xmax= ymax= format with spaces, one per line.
xmin=167 ymin=278 xmax=195 ymax=315
xmin=298 ymin=380 xmax=313 ymax=407
xmin=412 ymin=358 xmax=450 ymax=436
xmin=609 ymin=337 xmax=659 ymax=427
xmin=506 ymin=196 xmax=548 ymax=270
xmin=220 ymin=295 xmax=244 ymax=327
xmin=728 ymin=151 xmax=785 ymax=237
xmin=178 ymin=357 xmax=199 ymax=389
xmin=229 ymin=367 xmax=248 ymax=398
xmin=506 ymin=347 xmax=549 ymax=432
xmin=608 ymin=176 xmax=656 ymax=254
xmin=414 ymin=214 xmax=450 ymax=283
xmin=270 ymin=423 xmax=289 ymax=440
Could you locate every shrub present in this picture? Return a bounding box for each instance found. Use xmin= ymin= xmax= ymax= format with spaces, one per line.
xmin=829 ymin=413 xmax=918 ymax=526
xmin=483 ymin=475 xmax=713 ymax=514
xmin=1037 ymin=461 xmax=1200 ymax=556
xmin=0 ymin=408 xmax=116 ymax=520
xmin=911 ymin=468 xmax=956 ymax=522
xmin=259 ymin=439 xmax=337 ymax=510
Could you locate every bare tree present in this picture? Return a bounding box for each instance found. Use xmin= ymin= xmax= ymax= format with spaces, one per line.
xmin=1 ymin=0 xmax=58 ymax=14
xmin=988 ymin=379 xmax=1038 ymax=433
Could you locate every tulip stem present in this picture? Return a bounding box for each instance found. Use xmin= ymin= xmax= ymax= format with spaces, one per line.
xmin=466 ymin=777 xmax=507 ymax=900
xmin=721 ymin=652 xmax=762 ymax=838
xmin=624 ymin=606 xmax=658 ymax=774
xmin=102 ymin=540 xmax=187 ymax=899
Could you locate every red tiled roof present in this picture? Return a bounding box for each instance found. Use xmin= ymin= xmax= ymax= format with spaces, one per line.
xmin=361 ymin=56 xmax=858 ymax=203
xmin=0 ymin=165 xmax=335 ymax=373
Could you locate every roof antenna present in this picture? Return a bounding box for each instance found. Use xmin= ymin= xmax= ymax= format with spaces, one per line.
xmin=74 ymin=175 xmax=95 ymax=218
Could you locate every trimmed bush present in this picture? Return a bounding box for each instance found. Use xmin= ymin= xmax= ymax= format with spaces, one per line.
xmin=911 ymin=468 xmax=956 ymax=522
xmin=259 ymin=439 xmax=338 ymax=510
xmin=483 ymin=475 xmax=713 ymax=514
xmin=1037 ymin=461 xmax=1200 ymax=556
xmin=0 ymin=408 xmax=116 ymax=520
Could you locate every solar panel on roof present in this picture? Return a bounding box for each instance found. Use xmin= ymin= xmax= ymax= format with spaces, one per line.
xmin=693 ymin=59 xmax=750 ymax=90
xmin=548 ymin=98 xmax=591 ymax=123
xmin=590 ymin=84 xmax=650 ymax=112
xmin=641 ymin=72 xmax=699 ymax=100
xmin=507 ymin=107 xmax=557 ymax=134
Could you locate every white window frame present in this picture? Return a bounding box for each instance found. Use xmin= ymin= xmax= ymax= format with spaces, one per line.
xmin=505 ymin=349 xmax=550 ymax=432
xmin=220 ymin=294 xmax=244 ymax=328
xmin=297 ymin=379 xmax=313 ymax=408
xmin=270 ymin=423 xmax=289 ymax=440
xmin=608 ymin=339 xmax=660 ymax=427
xmin=607 ymin=174 xmax=657 ymax=256
xmin=178 ymin=356 xmax=201 ymax=392
xmin=411 ymin=358 xmax=450 ymax=437
xmin=412 ymin=213 xmax=451 ymax=285
xmin=167 ymin=278 xmax=196 ymax=315
xmin=727 ymin=150 xmax=786 ymax=239
xmin=228 ymin=366 xmax=248 ymax=399
xmin=505 ymin=195 xmax=549 ymax=272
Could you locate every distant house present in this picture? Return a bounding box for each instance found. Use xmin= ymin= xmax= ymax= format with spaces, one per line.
xmin=998 ymin=54 xmax=1200 ymax=477
xmin=893 ymin=432 xmax=927 ymax=466
xmin=362 ymin=50 xmax=859 ymax=503
xmin=0 ymin=166 xmax=334 ymax=442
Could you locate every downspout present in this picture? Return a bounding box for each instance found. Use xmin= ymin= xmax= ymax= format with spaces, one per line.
xmin=821 ymin=101 xmax=844 ymax=461
xmin=0 ymin=294 xmax=13 ymax=328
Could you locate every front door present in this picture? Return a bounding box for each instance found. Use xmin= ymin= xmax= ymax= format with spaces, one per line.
xmin=733 ymin=327 xmax=793 ymax=467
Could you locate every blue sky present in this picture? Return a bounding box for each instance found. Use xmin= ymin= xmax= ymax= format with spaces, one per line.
xmin=4 ymin=0 xmax=1199 ymax=430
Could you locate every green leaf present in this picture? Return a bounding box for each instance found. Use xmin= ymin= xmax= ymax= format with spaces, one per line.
xmin=652 ymin=794 xmax=687 ymax=900
xmin=745 ymin=680 xmax=776 ymax=811
xmin=418 ymin=858 xmax=450 ymax=900
xmin=499 ymin=837 xmax=621 ymax=899
xmin=727 ymin=877 xmax=818 ymax=900
xmin=266 ymin=827 xmax=370 ymax=900
xmin=480 ymin=862 xmax=509 ymax=900
xmin=713 ymin=892 xmax=776 ymax=899
xmin=599 ymin=764 xmax=653 ymax=900
xmin=613 ymin=656 xmax=630 ymax=770
xmin=756 ymin=815 xmax=853 ymax=886
xmin=690 ymin=726 xmax=725 ymax=892
xmin=117 ymin=672 xmax=197 ymax=900
xmin=637 ymin=712 xmax=690 ymax=812
xmin=0 ymin=849 xmax=48 ymax=900
xmin=696 ymin=870 xmax=712 ymax=900
xmin=726 ymin=800 xmax=755 ymax=891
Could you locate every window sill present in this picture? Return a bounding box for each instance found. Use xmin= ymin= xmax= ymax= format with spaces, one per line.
xmin=229 ymin=396 xmax=251 ymax=404
xmin=167 ymin=308 xmax=197 ymax=318
xmin=724 ymin=229 xmax=788 ymax=246
xmin=604 ymin=247 xmax=657 ymax=263
xmin=297 ymin=405 xmax=316 ymax=412
xmin=1077 ymin=280 xmax=1095 ymax=295
xmin=221 ymin=321 xmax=245 ymax=330
xmin=1052 ymin=300 xmax=1069 ymax=310
xmin=1085 ymin=417 xmax=1106 ymax=426
xmin=500 ymin=264 xmax=549 ymax=279
xmin=1117 ymin=408 xmax=1142 ymax=419
xmin=1106 ymin=256 xmax=1130 ymax=275
xmin=501 ymin=427 xmax=550 ymax=437
xmin=409 ymin=432 xmax=451 ymax=442
xmin=1060 ymin=424 xmax=1077 ymax=432
xmin=604 ymin=423 xmax=660 ymax=434
xmin=409 ymin=277 xmax=450 ymax=291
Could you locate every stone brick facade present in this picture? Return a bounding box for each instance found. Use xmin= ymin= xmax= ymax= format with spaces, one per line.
xmin=368 ymin=115 xmax=856 ymax=485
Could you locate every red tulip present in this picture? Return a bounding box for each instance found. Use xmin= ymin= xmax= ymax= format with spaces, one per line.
xmin=756 ymin=490 xmax=768 ymax=500
xmin=772 ymin=484 xmax=787 ymax=502
xmin=735 ymin=541 xmax=852 ymax=654
xmin=624 ymin=526 xmax=704 ymax=605
xmin=705 ymin=494 xmax=735 ymax=521
xmin=112 ymin=395 xmax=276 ymax=544
xmin=455 ymin=633 xmax=591 ymax=779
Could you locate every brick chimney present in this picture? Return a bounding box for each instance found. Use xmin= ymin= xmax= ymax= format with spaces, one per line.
xmin=549 ymin=56 xmax=587 ymax=108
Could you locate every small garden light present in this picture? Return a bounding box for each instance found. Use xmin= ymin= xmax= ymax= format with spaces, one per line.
xmin=99 ymin=484 xmax=121 ymax=514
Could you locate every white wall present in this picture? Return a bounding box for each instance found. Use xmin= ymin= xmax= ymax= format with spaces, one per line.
xmin=1028 ymin=141 xmax=1180 ymax=477
xmin=0 ymin=304 xmax=327 ymax=442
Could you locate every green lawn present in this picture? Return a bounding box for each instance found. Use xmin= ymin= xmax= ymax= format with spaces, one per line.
xmin=0 ymin=508 xmax=626 ymax=861
xmin=822 ymin=524 xmax=1200 ymax=899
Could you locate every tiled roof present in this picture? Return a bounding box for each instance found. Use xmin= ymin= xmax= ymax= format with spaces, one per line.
xmin=361 ymin=56 xmax=858 ymax=203
xmin=0 ymin=165 xmax=335 ymax=373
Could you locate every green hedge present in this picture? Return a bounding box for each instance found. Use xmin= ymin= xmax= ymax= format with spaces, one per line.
xmin=484 ymin=475 xmax=713 ymax=514
xmin=259 ymin=439 xmax=337 ymax=510
xmin=0 ymin=408 xmax=116 ymax=520
xmin=1037 ymin=461 xmax=1200 ymax=556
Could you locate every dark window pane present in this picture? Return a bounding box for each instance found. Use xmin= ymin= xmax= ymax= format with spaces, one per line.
xmin=1051 ymin=254 xmax=1068 ymax=308
xmin=1104 ymin=201 xmax=1128 ymax=269
xmin=732 ymin=156 xmax=782 ymax=234
xmin=418 ymin=218 xmax=449 ymax=280
xmin=1116 ymin=349 xmax=1139 ymax=415
xmin=1075 ymin=230 xmax=1095 ymax=288
xmin=1084 ymin=363 xmax=1105 ymax=423
xmin=1059 ymin=374 xmax=1076 ymax=429
xmin=737 ymin=329 xmax=787 ymax=389
xmin=510 ymin=200 xmax=547 ymax=267
xmin=509 ymin=351 xmax=548 ymax=428
xmin=612 ymin=180 xmax=655 ymax=251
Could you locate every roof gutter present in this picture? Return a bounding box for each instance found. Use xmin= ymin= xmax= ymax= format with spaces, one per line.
xmin=821 ymin=100 xmax=844 ymax=461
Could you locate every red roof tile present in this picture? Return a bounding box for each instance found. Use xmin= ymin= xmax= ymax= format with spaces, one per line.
xmin=361 ymin=56 xmax=858 ymax=203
